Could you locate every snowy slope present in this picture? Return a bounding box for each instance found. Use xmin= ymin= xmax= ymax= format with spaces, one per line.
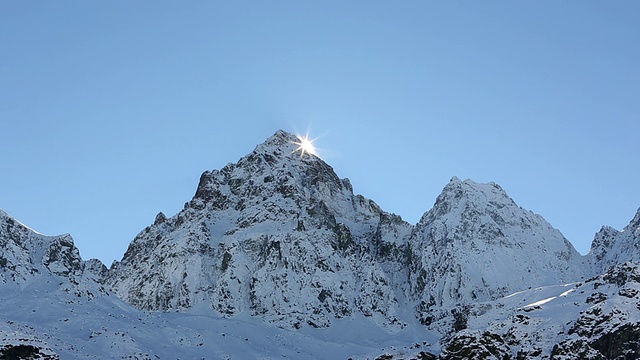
xmin=0 ymin=266 xmax=439 ymax=359
xmin=2 ymin=274 xmax=429 ymax=359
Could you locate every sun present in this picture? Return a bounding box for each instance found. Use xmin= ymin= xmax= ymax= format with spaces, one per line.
xmin=293 ymin=134 xmax=317 ymax=157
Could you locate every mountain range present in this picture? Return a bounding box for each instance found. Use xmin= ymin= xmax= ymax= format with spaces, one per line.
xmin=1 ymin=130 xmax=638 ymax=359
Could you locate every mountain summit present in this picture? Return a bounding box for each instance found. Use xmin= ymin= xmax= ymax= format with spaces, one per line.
xmin=106 ymin=130 xmax=411 ymax=330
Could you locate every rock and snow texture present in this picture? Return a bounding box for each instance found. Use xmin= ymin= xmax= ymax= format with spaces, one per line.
xmin=409 ymin=177 xmax=585 ymax=317
xmin=375 ymin=261 xmax=640 ymax=359
xmin=0 ymin=209 xmax=106 ymax=296
xmin=106 ymin=130 xmax=413 ymax=330
xmin=0 ymin=209 xmax=82 ymax=283
xmin=588 ymin=208 xmax=640 ymax=275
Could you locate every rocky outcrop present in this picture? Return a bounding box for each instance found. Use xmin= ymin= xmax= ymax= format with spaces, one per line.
xmin=588 ymin=208 xmax=640 ymax=275
xmin=0 ymin=344 xmax=59 ymax=360
xmin=0 ymin=209 xmax=101 ymax=288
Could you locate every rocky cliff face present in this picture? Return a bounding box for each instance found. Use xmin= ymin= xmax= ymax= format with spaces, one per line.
xmin=0 ymin=209 xmax=81 ymax=283
xmin=375 ymin=260 xmax=640 ymax=359
xmin=440 ymin=262 xmax=640 ymax=359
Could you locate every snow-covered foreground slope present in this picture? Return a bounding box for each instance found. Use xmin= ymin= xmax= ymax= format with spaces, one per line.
xmin=0 ymin=274 xmax=437 ymax=359
xmin=2 ymin=252 xmax=639 ymax=359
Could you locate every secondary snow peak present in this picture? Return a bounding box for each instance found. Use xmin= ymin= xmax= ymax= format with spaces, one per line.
xmin=409 ymin=178 xmax=584 ymax=310
xmin=419 ymin=177 xmax=516 ymax=226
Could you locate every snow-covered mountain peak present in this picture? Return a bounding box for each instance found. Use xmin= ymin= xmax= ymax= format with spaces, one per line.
xmin=247 ymin=129 xmax=323 ymax=169
xmin=191 ymin=130 xmax=348 ymax=214
xmin=0 ymin=209 xmax=46 ymax=236
xmin=252 ymin=129 xmax=306 ymax=155
xmin=409 ymin=179 xmax=584 ymax=312
xmin=435 ymin=177 xmax=523 ymax=217
xmin=106 ymin=130 xmax=413 ymax=330
xmin=0 ymin=208 xmax=108 ymax=309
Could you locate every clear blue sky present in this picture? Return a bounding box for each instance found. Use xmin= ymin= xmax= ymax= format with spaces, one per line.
xmin=2 ymin=1 xmax=639 ymax=265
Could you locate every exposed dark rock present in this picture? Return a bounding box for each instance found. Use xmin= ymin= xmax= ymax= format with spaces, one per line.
xmin=0 ymin=344 xmax=59 ymax=360
xmin=590 ymin=323 xmax=640 ymax=359
xmin=451 ymin=307 xmax=469 ymax=332
xmin=551 ymin=339 xmax=606 ymax=359
xmin=154 ymin=212 xmax=167 ymax=225
xmin=441 ymin=332 xmax=511 ymax=360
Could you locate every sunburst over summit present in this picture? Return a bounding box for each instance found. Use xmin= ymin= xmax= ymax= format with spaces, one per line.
xmin=293 ymin=134 xmax=317 ymax=157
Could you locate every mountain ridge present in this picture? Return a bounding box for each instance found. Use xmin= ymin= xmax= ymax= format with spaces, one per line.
xmin=102 ymin=130 xmax=609 ymax=329
xmin=1 ymin=129 xmax=638 ymax=358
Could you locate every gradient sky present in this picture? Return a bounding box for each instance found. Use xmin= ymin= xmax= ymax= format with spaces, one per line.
xmin=2 ymin=1 xmax=639 ymax=265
